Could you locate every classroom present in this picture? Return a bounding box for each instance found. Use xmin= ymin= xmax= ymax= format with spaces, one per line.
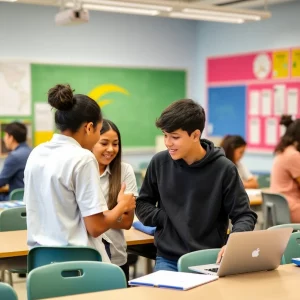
xmin=0 ymin=0 xmax=300 ymax=299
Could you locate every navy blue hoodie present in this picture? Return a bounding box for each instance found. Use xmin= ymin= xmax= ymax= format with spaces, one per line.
xmin=136 ymin=139 xmax=257 ymax=261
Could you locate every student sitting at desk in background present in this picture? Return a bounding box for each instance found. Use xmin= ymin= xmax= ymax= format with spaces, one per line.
xmin=92 ymin=119 xmax=138 ymax=281
xmin=24 ymin=84 xmax=136 ymax=261
xmin=270 ymin=115 xmax=300 ymax=223
xmin=0 ymin=122 xmax=31 ymax=201
xmin=220 ymin=135 xmax=258 ymax=189
xmin=136 ymin=99 xmax=257 ymax=272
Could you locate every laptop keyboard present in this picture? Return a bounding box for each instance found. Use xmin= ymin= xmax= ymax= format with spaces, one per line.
xmin=205 ymin=268 xmax=219 ymax=272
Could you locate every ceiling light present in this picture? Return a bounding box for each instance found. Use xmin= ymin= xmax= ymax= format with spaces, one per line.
xmin=83 ymin=0 xmax=172 ymax=12
xmin=182 ymin=8 xmax=264 ymax=21
xmin=83 ymin=4 xmax=160 ymax=16
xmin=169 ymin=12 xmax=244 ymax=24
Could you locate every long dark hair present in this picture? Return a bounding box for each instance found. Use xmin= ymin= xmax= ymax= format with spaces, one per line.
xmin=274 ymin=115 xmax=300 ymax=153
xmin=100 ymin=119 xmax=122 ymax=209
xmin=220 ymin=135 xmax=247 ymax=163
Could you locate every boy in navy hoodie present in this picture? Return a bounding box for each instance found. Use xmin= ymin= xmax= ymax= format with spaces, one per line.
xmin=136 ymin=99 xmax=257 ymax=271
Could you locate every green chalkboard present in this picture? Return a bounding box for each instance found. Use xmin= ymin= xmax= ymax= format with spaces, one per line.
xmin=31 ymin=64 xmax=186 ymax=148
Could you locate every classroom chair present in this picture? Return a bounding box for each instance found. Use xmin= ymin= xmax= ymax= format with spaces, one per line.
xmin=0 ymin=207 xmax=27 ymax=285
xmin=268 ymin=224 xmax=300 ymax=231
xmin=27 ymin=246 xmax=102 ymax=273
xmin=0 ymin=282 xmax=18 ymax=300
xmin=282 ymin=232 xmax=300 ymax=265
xmin=27 ymin=261 xmax=127 ymax=300
xmin=262 ymin=192 xmax=291 ymax=229
xmin=177 ymin=248 xmax=220 ymax=273
xmin=0 ymin=207 xmax=26 ymax=232
xmin=8 ymin=188 xmax=24 ymax=201
xmin=134 ymin=171 xmax=144 ymax=192
xmin=257 ymin=174 xmax=270 ymax=188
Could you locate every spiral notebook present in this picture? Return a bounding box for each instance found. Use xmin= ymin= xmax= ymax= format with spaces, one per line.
xmin=128 ymin=270 xmax=218 ymax=291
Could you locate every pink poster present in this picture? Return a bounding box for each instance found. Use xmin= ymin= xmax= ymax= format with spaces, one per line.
xmin=207 ymin=47 xmax=300 ymax=153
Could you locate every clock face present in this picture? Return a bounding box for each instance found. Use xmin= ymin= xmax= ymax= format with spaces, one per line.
xmin=253 ymin=53 xmax=271 ymax=79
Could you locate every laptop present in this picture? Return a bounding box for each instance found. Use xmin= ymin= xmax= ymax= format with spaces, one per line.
xmin=189 ymin=228 xmax=292 ymax=277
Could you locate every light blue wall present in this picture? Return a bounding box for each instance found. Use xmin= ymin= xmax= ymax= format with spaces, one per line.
xmin=196 ymin=1 xmax=300 ymax=173
xmin=1 ymin=2 xmax=300 ymax=172
xmin=0 ymin=3 xmax=198 ymax=170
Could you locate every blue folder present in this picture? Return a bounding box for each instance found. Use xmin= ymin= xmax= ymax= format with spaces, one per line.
xmin=132 ymin=221 xmax=156 ymax=235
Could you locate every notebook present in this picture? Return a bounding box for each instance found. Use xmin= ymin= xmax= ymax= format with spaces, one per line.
xmin=128 ymin=270 xmax=218 ymax=290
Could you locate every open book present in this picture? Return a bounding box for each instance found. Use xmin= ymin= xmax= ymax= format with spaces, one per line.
xmin=128 ymin=270 xmax=218 ymax=290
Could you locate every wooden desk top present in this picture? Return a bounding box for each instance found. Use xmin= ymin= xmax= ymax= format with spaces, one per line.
xmin=0 ymin=228 xmax=154 ymax=258
xmin=42 ymin=264 xmax=300 ymax=300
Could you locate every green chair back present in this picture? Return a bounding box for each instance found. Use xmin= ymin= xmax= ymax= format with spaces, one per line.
xmin=268 ymin=224 xmax=300 ymax=231
xmin=0 ymin=207 xmax=27 ymax=232
xmin=134 ymin=171 xmax=143 ymax=192
xmin=27 ymin=261 xmax=127 ymax=300
xmin=9 ymin=188 xmax=24 ymax=200
xmin=282 ymin=232 xmax=300 ymax=265
xmin=262 ymin=192 xmax=291 ymax=229
xmin=0 ymin=282 xmax=18 ymax=300
xmin=177 ymin=248 xmax=220 ymax=273
xmin=257 ymin=174 xmax=270 ymax=188
xmin=27 ymin=246 xmax=102 ymax=273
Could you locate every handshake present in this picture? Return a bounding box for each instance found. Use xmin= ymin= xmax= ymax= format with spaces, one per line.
xmin=117 ymin=183 xmax=136 ymax=213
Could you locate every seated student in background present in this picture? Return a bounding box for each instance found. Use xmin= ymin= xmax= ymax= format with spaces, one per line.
xmin=136 ymin=99 xmax=257 ymax=272
xmin=220 ymin=135 xmax=258 ymax=189
xmin=24 ymin=84 xmax=136 ymax=261
xmin=0 ymin=122 xmax=31 ymax=201
xmin=271 ymin=115 xmax=300 ymax=223
xmin=92 ymin=119 xmax=138 ymax=281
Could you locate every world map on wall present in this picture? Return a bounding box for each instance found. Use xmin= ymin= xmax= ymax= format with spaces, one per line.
xmin=0 ymin=62 xmax=31 ymax=116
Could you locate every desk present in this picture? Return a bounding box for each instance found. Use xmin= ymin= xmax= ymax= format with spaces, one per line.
xmin=246 ymin=189 xmax=263 ymax=206
xmin=41 ymin=264 xmax=300 ymax=300
xmin=0 ymin=228 xmax=154 ymax=259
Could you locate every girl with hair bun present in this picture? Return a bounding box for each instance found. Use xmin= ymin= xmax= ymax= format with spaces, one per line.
xmin=271 ymin=115 xmax=300 ymax=222
xmin=24 ymin=84 xmax=136 ymax=262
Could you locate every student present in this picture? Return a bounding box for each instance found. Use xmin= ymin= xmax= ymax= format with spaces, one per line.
xmin=24 ymin=84 xmax=136 ymax=261
xmin=270 ymin=115 xmax=300 ymax=222
xmin=92 ymin=119 xmax=138 ymax=281
xmin=220 ymin=135 xmax=258 ymax=189
xmin=0 ymin=122 xmax=31 ymax=201
xmin=136 ymin=99 xmax=257 ymax=271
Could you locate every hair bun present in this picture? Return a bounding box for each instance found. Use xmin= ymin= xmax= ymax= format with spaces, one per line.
xmin=48 ymin=84 xmax=74 ymax=111
xmin=280 ymin=115 xmax=293 ymax=128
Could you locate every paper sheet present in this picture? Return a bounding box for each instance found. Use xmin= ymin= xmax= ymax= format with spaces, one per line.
xmin=265 ymin=118 xmax=277 ymax=145
xmin=249 ymin=118 xmax=260 ymax=144
xmin=287 ymin=88 xmax=298 ymax=115
xmin=261 ymin=89 xmax=272 ymax=116
xmin=34 ymin=103 xmax=54 ymax=131
xmin=129 ymin=270 xmax=218 ymax=291
xmin=274 ymin=85 xmax=286 ymax=116
xmin=249 ymin=91 xmax=260 ymax=115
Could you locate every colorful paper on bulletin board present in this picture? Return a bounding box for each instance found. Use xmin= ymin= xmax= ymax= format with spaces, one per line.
xmin=292 ymin=49 xmax=300 ymax=77
xmin=272 ymin=51 xmax=289 ymax=78
xmin=207 ymin=52 xmax=272 ymax=82
xmin=35 ymin=131 xmax=53 ymax=146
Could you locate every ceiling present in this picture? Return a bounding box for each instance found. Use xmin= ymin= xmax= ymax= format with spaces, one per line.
xmin=3 ymin=0 xmax=294 ymax=9
xmin=1 ymin=0 xmax=296 ymax=23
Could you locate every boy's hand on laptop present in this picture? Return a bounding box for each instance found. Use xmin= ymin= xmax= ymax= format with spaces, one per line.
xmin=216 ymin=246 xmax=226 ymax=264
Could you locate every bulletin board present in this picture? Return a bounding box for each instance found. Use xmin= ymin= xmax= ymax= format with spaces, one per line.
xmin=206 ymin=48 xmax=300 ymax=152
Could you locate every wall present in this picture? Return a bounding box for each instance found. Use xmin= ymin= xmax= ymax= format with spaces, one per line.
xmin=196 ymin=1 xmax=300 ymax=172
xmin=0 ymin=2 xmax=198 ymax=169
